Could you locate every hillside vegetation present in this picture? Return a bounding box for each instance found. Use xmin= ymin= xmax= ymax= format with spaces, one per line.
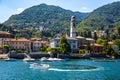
xmin=3 ymin=4 xmax=89 ymax=38
xmin=78 ymin=2 xmax=120 ymax=30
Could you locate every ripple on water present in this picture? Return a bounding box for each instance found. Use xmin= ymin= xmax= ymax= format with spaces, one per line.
xmin=48 ymin=64 xmax=103 ymax=72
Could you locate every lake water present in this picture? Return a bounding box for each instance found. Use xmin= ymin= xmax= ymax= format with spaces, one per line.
xmin=0 ymin=59 xmax=120 ymax=80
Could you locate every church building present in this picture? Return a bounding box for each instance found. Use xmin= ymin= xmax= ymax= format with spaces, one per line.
xmin=50 ymin=16 xmax=78 ymax=52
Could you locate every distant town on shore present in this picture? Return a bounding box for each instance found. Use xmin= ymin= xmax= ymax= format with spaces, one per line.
xmin=1 ymin=2 xmax=120 ymax=59
xmin=0 ymin=16 xmax=120 ymax=59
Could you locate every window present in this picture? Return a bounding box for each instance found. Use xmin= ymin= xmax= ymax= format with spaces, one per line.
xmin=73 ymin=45 xmax=76 ymax=49
xmin=73 ymin=41 xmax=75 ymax=43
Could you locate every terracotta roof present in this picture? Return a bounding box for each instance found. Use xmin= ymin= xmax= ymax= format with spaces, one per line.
xmin=31 ymin=38 xmax=42 ymax=41
xmin=41 ymin=41 xmax=47 ymax=43
xmin=92 ymin=44 xmax=103 ymax=47
xmin=0 ymin=46 xmax=3 ymax=48
xmin=0 ymin=31 xmax=12 ymax=35
xmin=4 ymin=38 xmax=30 ymax=42
xmin=108 ymin=42 xmax=114 ymax=45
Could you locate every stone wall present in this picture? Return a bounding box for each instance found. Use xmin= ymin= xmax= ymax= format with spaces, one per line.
xmin=8 ymin=53 xmax=50 ymax=59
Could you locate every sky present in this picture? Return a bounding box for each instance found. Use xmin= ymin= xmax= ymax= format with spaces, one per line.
xmin=0 ymin=0 xmax=120 ymax=23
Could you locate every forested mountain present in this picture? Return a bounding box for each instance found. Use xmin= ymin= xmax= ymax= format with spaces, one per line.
xmin=4 ymin=2 xmax=120 ymax=39
xmin=78 ymin=2 xmax=120 ymax=30
xmin=4 ymin=4 xmax=89 ymax=37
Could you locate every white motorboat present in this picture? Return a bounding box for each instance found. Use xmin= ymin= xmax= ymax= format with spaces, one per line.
xmin=23 ymin=58 xmax=35 ymax=62
xmin=53 ymin=58 xmax=63 ymax=61
xmin=4 ymin=58 xmax=16 ymax=61
xmin=30 ymin=63 xmax=50 ymax=70
xmin=40 ymin=57 xmax=48 ymax=61
xmin=47 ymin=58 xmax=63 ymax=61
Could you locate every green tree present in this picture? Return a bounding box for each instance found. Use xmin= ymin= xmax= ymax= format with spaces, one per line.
xmin=96 ymin=38 xmax=106 ymax=45
xmin=110 ymin=33 xmax=117 ymax=40
xmin=116 ymin=26 xmax=120 ymax=35
xmin=59 ymin=35 xmax=71 ymax=53
xmin=40 ymin=46 xmax=48 ymax=52
xmin=3 ymin=44 xmax=10 ymax=53
xmin=102 ymin=39 xmax=115 ymax=55
xmin=114 ymin=39 xmax=120 ymax=50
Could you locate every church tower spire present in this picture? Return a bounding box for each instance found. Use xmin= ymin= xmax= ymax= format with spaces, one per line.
xmin=70 ymin=16 xmax=76 ymax=38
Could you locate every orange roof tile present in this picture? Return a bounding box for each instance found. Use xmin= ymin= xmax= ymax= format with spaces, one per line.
xmin=91 ymin=44 xmax=103 ymax=47
xmin=0 ymin=46 xmax=2 ymax=48
xmin=4 ymin=38 xmax=30 ymax=42
xmin=31 ymin=38 xmax=42 ymax=41
xmin=108 ymin=42 xmax=114 ymax=45
xmin=0 ymin=31 xmax=12 ymax=35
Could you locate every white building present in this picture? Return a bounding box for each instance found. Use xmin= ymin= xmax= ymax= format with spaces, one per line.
xmin=50 ymin=37 xmax=78 ymax=52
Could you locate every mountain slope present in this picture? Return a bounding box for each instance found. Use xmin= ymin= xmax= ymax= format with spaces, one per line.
xmin=78 ymin=1 xmax=120 ymax=29
xmin=4 ymin=4 xmax=89 ymax=34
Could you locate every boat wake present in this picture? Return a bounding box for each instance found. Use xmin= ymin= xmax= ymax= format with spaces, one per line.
xmin=48 ymin=67 xmax=103 ymax=72
xmin=29 ymin=63 xmax=104 ymax=72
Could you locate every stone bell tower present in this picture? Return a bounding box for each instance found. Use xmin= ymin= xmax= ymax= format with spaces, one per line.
xmin=70 ymin=16 xmax=76 ymax=38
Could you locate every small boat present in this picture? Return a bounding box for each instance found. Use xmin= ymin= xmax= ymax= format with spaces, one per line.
xmin=40 ymin=57 xmax=48 ymax=61
xmin=23 ymin=58 xmax=35 ymax=62
xmin=47 ymin=58 xmax=63 ymax=61
xmin=30 ymin=63 xmax=50 ymax=70
xmin=4 ymin=58 xmax=16 ymax=61
xmin=52 ymin=58 xmax=63 ymax=61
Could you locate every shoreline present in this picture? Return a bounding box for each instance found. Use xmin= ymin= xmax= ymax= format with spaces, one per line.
xmin=0 ymin=53 xmax=120 ymax=60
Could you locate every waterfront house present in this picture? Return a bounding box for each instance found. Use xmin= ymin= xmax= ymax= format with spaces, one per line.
xmin=91 ymin=44 xmax=103 ymax=54
xmin=31 ymin=38 xmax=42 ymax=52
xmin=0 ymin=31 xmax=14 ymax=38
xmin=0 ymin=31 xmax=14 ymax=54
xmin=3 ymin=38 xmax=31 ymax=52
xmin=76 ymin=36 xmax=95 ymax=50
xmin=76 ymin=36 xmax=86 ymax=46
xmin=0 ymin=31 xmax=14 ymax=49
xmin=50 ymin=37 xmax=78 ymax=52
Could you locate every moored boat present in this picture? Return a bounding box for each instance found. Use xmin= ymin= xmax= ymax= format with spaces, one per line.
xmin=40 ymin=57 xmax=48 ymax=61
xmin=47 ymin=58 xmax=63 ymax=61
xmin=23 ymin=58 xmax=35 ymax=62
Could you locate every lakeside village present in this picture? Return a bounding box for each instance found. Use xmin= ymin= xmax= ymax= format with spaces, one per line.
xmin=0 ymin=16 xmax=120 ymax=60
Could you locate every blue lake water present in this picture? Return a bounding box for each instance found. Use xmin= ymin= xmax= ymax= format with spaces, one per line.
xmin=0 ymin=59 xmax=120 ymax=80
